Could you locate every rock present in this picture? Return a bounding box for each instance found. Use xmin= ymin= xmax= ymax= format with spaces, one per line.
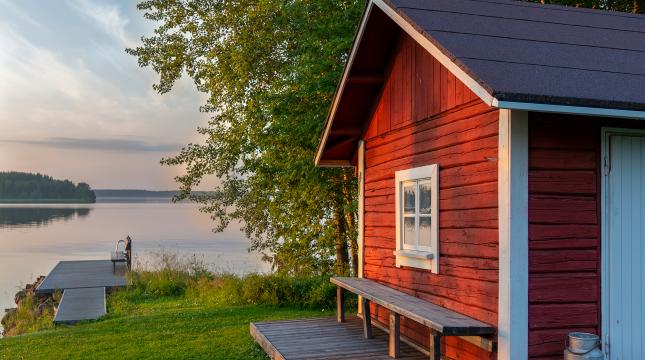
xmin=35 ymin=303 xmax=49 ymax=317
xmin=3 ymin=276 xmax=51 ymax=337
xmin=1 ymin=308 xmax=17 ymax=330
xmin=14 ymin=290 xmax=26 ymax=305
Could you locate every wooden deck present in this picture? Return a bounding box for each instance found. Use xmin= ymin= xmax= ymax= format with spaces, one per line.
xmin=251 ymin=317 xmax=427 ymax=360
xmin=36 ymin=260 xmax=127 ymax=294
xmin=35 ymin=260 xmax=127 ymax=323
xmin=54 ymin=287 xmax=106 ymax=324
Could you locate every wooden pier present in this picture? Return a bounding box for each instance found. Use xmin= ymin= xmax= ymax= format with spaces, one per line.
xmin=251 ymin=317 xmax=427 ymax=360
xmin=53 ymin=287 xmax=106 ymax=324
xmin=36 ymin=260 xmax=127 ymax=323
xmin=36 ymin=260 xmax=127 ymax=293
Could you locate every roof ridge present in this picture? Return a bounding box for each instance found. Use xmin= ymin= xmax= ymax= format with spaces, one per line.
xmin=398 ymin=6 xmax=645 ymax=35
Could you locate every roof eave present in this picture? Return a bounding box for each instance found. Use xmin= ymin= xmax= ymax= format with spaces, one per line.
xmin=314 ymin=2 xmax=376 ymax=167
xmin=495 ymin=99 xmax=645 ymax=120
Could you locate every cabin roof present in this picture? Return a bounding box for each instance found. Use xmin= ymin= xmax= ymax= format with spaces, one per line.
xmin=316 ymin=0 xmax=645 ymax=166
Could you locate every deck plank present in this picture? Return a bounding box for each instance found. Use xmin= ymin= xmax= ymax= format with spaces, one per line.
xmin=54 ymin=287 xmax=106 ymax=324
xmin=36 ymin=260 xmax=127 ymax=293
xmin=251 ymin=317 xmax=428 ymax=360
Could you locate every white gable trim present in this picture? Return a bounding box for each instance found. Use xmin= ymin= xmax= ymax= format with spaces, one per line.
xmin=498 ymin=109 xmax=529 ymax=359
xmin=495 ymin=100 xmax=645 ymax=120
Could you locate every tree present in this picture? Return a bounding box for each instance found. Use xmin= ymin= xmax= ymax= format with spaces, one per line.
xmin=0 ymin=172 xmax=96 ymax=203
xmin=527 ymin=0 xmax=644 ymax=13
xmin=128 ymin=0 xmax=363 ymax=275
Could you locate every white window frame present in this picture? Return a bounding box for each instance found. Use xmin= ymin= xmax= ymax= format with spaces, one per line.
xmin=393 ymin=164 xmax=439 ymax=273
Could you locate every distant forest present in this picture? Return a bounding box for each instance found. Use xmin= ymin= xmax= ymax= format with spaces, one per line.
xmin=0 ymin=172 xmax=96 ymax=203
xmin=94 ymin=189 xmax=177 ymax=198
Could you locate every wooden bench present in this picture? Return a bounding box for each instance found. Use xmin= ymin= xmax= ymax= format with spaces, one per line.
xmin=332 ymin=277 xmax=495 ymax=359
xmin=110 ymin=236 xmax=132 ymax=272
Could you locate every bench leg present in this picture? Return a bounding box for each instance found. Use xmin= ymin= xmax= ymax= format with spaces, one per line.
xmin=429 ymin=332 xmax=441 ymax=360
xmin=337 ymin=286 xmax=345 ymax=323
xmin=388 ymin=312 xmax=400 ymax=358
xmin=362 ymin=298 xmax=373 ymax=339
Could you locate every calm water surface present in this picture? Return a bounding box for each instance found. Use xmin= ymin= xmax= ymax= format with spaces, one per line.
xmin=0 ymin=200 xmax=269 ymax=324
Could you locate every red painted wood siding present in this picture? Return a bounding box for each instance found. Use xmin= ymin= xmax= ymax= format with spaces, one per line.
xmin=363 ymin=33 xmax=498 ymax=360
xmin=528 ymin=116 xmax=601 ymax=360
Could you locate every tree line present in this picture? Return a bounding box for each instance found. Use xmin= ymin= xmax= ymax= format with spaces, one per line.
xmin=0 ymin=172 xmax=96 ymax=203
xmin=128 ymin=0 xmax=640 ymax=277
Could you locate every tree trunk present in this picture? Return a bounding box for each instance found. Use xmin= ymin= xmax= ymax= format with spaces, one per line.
xmin=634 ymin=0 xmax=645 ymax=13
xmin=342 ymin=172 xmax=358 ymax=277
xmin=333 ymin=200 xmax=350 ymax=276
xmin=346 ymin=205 xmax=358 ymax=276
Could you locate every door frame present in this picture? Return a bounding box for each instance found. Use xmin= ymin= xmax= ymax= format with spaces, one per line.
xmin=600 ymin=127 xmax=645 ymax=359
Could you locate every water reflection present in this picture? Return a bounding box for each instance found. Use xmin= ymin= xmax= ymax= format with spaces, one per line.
xmin=0 ymin=207 xmax=92 ymax=228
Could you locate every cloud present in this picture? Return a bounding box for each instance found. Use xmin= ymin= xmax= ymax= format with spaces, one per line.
xmin=68 ymin=0 xmax=137 ymax=48
xmin=0 ymin=0 xmax=47 ymax=31
xmin=0 ymin=23 xmax=101 ymax=101
xmin=1 ymin=137 xmax=181 ymax=153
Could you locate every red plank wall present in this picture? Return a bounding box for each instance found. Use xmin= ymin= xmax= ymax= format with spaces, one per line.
xmin=362 ymin=33 xmax=499 ymax=360
xmin=528 ymin=115 xmax=601 ymax=359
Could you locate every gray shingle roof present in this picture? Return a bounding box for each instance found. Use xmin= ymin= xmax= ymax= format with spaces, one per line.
xmin=388 ymin=0 xmax=645 ymax=111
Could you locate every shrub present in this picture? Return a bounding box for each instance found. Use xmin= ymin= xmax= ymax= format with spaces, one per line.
xmin=114 ymin=250 xmax=355 ymax=313
xmin=1 ymin=291 xmax=56 ymax=336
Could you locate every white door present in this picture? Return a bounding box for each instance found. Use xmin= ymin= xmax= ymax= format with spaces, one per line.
xmin=604 ymin=132 xmax=645 ymax=360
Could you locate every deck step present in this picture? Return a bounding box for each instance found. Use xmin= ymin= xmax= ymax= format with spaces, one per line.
xmin=54 ymin=287 xmax=106 ymax=324
xmin=251 ymin=317 xmax=428 ymax=360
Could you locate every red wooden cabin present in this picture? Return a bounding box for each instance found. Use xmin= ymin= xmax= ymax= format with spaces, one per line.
xmin=315 ymin=0 xmax=645 ymax=359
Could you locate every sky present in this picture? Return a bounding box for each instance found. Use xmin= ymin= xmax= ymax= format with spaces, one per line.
xmin=0 ymin=0 xmax=213 ymax=190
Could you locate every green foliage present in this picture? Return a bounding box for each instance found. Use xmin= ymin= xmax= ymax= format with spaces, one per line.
xmin=0 ymin=172 xmax=96 ymax=203
xmin=127 ymin=0 xmax=363 ymax=276
xmin=188 ymin=273 xmax=343 ymax=310
xmin=123 ymin=270 xmax=342 ymax=311
xmin=524 ymin=0 xmax=644 ymax=13
xmin=1 ymin=291 xmax=59 ymax=337
xmin=129 ymin=270 xmax=191 ymax=297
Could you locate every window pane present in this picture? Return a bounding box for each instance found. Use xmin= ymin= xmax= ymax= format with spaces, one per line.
xmin=404 ymin=217 xmax=415 ymax=245
xmin=419 ymin=181 xmax=431 ymax=214
xmin=419 ymin=216 xmax=431 ymax=247
xmin=403 ymin=182 xmax=416 ymax=215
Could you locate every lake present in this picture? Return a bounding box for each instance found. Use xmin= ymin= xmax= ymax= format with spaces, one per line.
xmin=0 ymin=199 xmax=269 ymax=330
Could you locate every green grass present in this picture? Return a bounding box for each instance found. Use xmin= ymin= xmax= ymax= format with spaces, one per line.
xmin=0 ymin=294 xmax=330 ymax=359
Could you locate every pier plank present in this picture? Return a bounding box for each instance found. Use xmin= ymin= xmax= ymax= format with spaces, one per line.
xmin=54 ymin=287 xmax=106 ymax=324
xmin=36 ymin=260 xmax=127 ymax=293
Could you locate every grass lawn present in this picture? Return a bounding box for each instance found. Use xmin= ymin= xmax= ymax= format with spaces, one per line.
xmin=0 ymin=293 xmax=331 ymax=360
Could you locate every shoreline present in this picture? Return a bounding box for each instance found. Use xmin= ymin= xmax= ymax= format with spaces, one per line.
xmin=0 ymin=199 xmax=95 ymax=204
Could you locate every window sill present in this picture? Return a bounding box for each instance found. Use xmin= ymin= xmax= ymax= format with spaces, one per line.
xmin=393 ymin=250 xmax=436 ymax=272
xmin=393 ymin=250 xmax=434 ymax=260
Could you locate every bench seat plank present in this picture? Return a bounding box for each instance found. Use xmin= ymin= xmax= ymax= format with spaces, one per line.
xmin=331 ymin=277 xmax=494 ymax=336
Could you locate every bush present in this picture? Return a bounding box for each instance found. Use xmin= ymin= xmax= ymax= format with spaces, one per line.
xmin=184 ymin=273 xmax=342 ymax=310
xmin=119 ymin=250 xmax=352 ymax=311
xmin=1 ymin=291 xmax=57 ymax=336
